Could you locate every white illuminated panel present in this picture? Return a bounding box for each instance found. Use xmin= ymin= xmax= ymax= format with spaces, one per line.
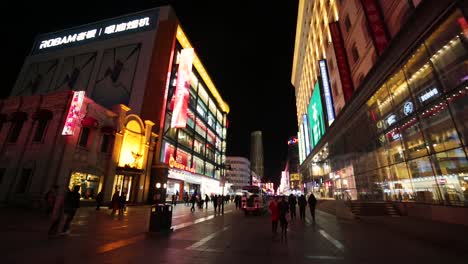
xmin=319 ymin=60 xmax=335 ymax=125
xmin=302 ymin=114 xmax=311 ymax=156
xmin=62 ymin=91 xmax=85 ymax=135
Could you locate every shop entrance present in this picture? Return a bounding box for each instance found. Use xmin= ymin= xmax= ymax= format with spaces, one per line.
xmin=114 ymin=174 xmax=139 ymax=202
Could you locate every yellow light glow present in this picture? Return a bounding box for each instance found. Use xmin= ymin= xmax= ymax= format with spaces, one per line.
xmin=119 ymin=120 xmax=144 ymax=169
xmin=176 ymin=26 xmax=230 ymax=114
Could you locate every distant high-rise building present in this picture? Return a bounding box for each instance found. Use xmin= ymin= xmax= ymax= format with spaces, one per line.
xmin=250 ymin=131 xmax=264 ymax=180
xmin=225 ymin=157 xmax=251 ymax=191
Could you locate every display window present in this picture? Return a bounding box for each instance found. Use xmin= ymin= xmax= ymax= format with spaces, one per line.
xmin=68 ymin=171 xmax=102 ymax=200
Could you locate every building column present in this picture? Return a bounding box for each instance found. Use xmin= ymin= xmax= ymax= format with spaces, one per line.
xmin=136 ymin=120 xmax=155 ymax=203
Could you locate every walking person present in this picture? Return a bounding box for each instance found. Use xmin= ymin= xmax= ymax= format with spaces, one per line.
xmin=190 ymin=194 xmax=196 ymax=212
xmin=95 ymin=191 xmax=104 ymax=210
xmin=44 ymin=185 xmax=58 ymax=216
xmin=111 ymin=191 xmax=120 ymax=215
xmin=213 ymin=194 xmax=218 ymax=214
xmin=289 ymin=194 xmax=297 ymax=220
xmin=217 ymin=195 xmax=223 ymax=215
xmin=205 ymin=194 xmax=210 ymax=209
xmin=172 ymin=194 xmax=177 ymax=206
xmin=48 ymin=186 xmax=66 ymax=237
xmin=308 ymin=193 xmax=317 ymax=223
xmin=62 ymin=186 xmax=80 ymax=235
xmin=118 ymin=194 xmax=126 ymax=216
xmin=298 ymin=194 xmax=307 ymax=220
xmin=268 ymin=196 xmax=279 ymax=238
xmin=278 ymin=196 xmax=290 ymax=240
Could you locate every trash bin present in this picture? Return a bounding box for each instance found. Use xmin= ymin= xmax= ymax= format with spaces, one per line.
xmin=149 ymin=203 xmax=173 ymax=232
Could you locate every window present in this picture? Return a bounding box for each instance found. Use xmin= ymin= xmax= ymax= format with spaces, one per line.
xmin=351 ymin=44 xmax=360 ymax=63
xmin=79 ymin=127 xmax=90 ymax=147
xmin=8 ymin=120 xmax=24 ymax=143
xmin=33 ymin=120 xmax=48 ymax=142
xmin=345 ymin=15 xmax=352 ymax=32
xmin=101 ymin=134 xmax=111 ymax=152
xmin=16 ymin=168 xmax=32 ymax=193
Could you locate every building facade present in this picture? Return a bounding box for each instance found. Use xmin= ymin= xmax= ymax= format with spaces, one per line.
xmin=225 ymin=157 xmax=251 ymax=192
xmin=0 ymin=6 xmax=229 ymax=205
xmin=286 ymin=136 xmax=301 ymax=191
xmin=292 ymin=0 xmax=468 ymax=206
xmin=250 ymin=130 xmax=264 ymax=180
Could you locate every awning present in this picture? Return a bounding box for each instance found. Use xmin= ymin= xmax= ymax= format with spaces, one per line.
xmin=8 ymin=111 xmax=28 ymax=122
xmin=81 ymin=116 xmax=99 ymax=128
xmin=101 ymin=126 xmax=116 ymax=134
xmin=32 ymin=109 xmax=53 ymax=121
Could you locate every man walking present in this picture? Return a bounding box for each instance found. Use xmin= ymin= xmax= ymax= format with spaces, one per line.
xmin=278 ymin=196 xmax=289 ymax=240
xmin=95 ymin=191 xmax=104 ymax=210
xmin=298 ymin=194 xmax=307 ymax=220
xmin=62 ymin=186 xmax=80 ymax=235
xmin=289 ymin=194 xmax=297 ymax=220
xmin=308 ymin=193 xmax=317 ymax=223
xmin=268 ymin=196 xmax=279 ymax=238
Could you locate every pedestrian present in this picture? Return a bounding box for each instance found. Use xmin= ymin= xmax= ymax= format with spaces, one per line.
xmin=190 ymin=194 xmax=196 ymax=212
xmin=234 ymin=195 xmax=239 ymax=209
xmin=268 ymin=196 xmax=279 ymax=237
xmin=298 ymin=194 xmax=307 ymax=220
xmin=44 ymin=185 xmax=58 ymax=215
xmin=308 ymin=193 xmax=317 ymax=222
xmin=289 ymin=194 xmax=297 ymax=220
xmin=278 ymin=195 xmax=289 ymax=239
xmin=205 ymin=194 xmax=210 ymax=209
xmin=213 ymin=194 xmax=218 ymax=214
xmin=48 ymin=186 xmax=66 ymax=237
xmin=217 ymin=195 xmax=223 ymax=214
xmin=172 ymin=194 xmax=177 ymax=206
xmin=111 ymin=191 xmax=120 ymax=215
xmin=119 ymin=194 xmax=126 ymax=215
xmin=96 ymin=191 xmax=104 ymax=210
xmin=62 ymin=185 xmax=80 ymax=235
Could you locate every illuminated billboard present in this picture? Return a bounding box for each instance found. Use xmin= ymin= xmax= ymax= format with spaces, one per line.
xmin=308 ymin=82 xmax=325 ymax=148
xmin=171 ymin=48 xmax=194 ymax=128
xmin=319 ymin=59 xmax=335 ymax=126
xmin=302 ymin=114 xmax=311 ymax=156
xmin=62 ymin=91 xmax=85 ymax=135
xmin=298 ymin=130 xmax=304 ymax=164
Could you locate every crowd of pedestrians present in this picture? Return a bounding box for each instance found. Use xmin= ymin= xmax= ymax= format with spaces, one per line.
xmin=268 ymin=193 xmax=317 ymax=240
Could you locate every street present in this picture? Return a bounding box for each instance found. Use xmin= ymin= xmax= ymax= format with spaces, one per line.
xmin=1 ymin=202 xmax=467 ymax=264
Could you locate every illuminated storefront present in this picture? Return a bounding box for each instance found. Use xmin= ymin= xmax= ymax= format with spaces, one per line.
xmin=301 ymin=9 xmax=468 ymax=206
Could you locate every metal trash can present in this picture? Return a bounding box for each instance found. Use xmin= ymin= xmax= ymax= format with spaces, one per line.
xmin=148 ymin=203 xmax=173 ymax=232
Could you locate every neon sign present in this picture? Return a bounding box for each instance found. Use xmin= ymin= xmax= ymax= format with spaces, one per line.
xmin=319 ymin=59 xmax=335 ymax=125
xmin=62 ymin=91 xmax=85 ymax=135
xmin=419 ymin=88 xmax=439 ymax=103
xmin=169 ymin=156 xmax=196 ymax=173
xmin=288 ymin=137 xmax=298 ymax=145
xmin=171 ymin=48 xmax=194 ymax=128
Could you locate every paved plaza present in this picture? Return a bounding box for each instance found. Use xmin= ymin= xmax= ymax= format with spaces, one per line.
xmin=1 ymin=202 xmax=468 ymax=264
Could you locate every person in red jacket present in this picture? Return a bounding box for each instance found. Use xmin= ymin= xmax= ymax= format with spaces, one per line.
xmin=268 ymin=196 xmax=279 ymax=237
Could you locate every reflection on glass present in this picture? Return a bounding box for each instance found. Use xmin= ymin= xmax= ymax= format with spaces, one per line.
xmin=399 ymin=117 xmax=428 ymax=159
xmin=367 ymin=84 xmax=392 ymax=132
xmin=387 ymin=70 xmax=411 ymax=110
xmin=447 ymin=85 xmax=468 ymax=146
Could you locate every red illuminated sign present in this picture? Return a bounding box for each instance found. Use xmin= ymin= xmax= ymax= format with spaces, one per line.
xmin=169 ymin=156 xmax=195 ymax=173
xmin=457 ymin=17 xmax=468 ymax=38
xmin=62 ymin=91 xmax=85 ymax=135
xmin=361 ymin=0 xmax=389 ymax=55
xmin=171 ymin=48 xmax=194 ymax=128
xmin=329 ymin=22 xmax=354 ymax=102
xmin=287 ymin=137 xmax=298 ymax=145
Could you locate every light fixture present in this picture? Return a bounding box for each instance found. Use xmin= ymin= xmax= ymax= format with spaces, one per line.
xmin=156 ymin=182 xmax=161 ymax=188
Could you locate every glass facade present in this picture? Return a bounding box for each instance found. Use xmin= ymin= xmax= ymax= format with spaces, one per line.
xmin=160 ymin=42 xmax=227 ymax=180
xmin=303 ymin=10 xmax=468 ymax=206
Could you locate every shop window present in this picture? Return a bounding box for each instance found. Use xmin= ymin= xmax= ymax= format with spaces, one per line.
xmin=419 ymin=100 xmax=462 ymax=154
xmin=177 ymin=129 xmax=193 ymax=149
xmin=389 ymin=162 xmax=413 ymax=200
xmin=403 ymin=44 xmax=440 ymax=109
xmin=78 ymin=127 xmax=91 ymax=147
xmin=198 ymin=84 xmax=209 ymax=105
xmin=386 ymin=70 xmax=411 ymax=111
xmin=8 ymin=120 xmax=25 ymax=143
xmin=385 ymin=128 xmax=405 ymax=164
xmin=69 ymin=172 xmax=101 ymax=199
xmin=424 ymin=10 xmax=468 ymax=91
xmin=100 ymin=134 xmax=111 ymax=153
xmin=399 ymin=117 xmax=428 ymax=160
xmin=33 ymin=119 xmax=48 ymax=142
xmin=366 ymin=84 xmax=392 ymax=132
xmin=16 ymin=168 xmax=32 ymax=193
xmin=448 ymin=85 xmax=468 ymax=146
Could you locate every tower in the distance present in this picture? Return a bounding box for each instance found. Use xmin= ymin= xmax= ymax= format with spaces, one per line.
xmin=250 ymin=131 xmax=264 ymax=181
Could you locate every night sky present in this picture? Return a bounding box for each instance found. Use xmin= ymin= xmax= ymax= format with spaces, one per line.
xmin=2 ymin=1 xmax=299 ymax=186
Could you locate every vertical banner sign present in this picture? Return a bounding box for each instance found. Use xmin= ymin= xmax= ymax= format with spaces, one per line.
xmin=62 ymin=91 xmax=85 ymax=135
xmin=360 ymin=0 xmax=389 ymax=55
xmin=329 ymin=22 xmax=354 ymax=102
xmin=171 ymin=48 xmax=194 ymax=128
xmin=302 ymin=114 xmax=311 ymax=156
xmin=319 ymin=59 xmax=335 ymax=126
xmin=298 ymin=131 xmax=304 ymax=164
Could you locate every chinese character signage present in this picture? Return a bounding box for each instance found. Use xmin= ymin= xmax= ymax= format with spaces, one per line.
xmin=319 ymin=59 xmax=335 ymax=126
xmin=308 ymin=83 xmax=325 ymax=148
xmin=329 ymin=21 xmax=354 ymax=102
xmin=360 ymin=0 xmax=389 ymax=55
xmin=33 ymin=9 xmax=158 ymax=54
xmin=62 ymin=91 xmax=85 ymax=135
xmin=171 ymin=48 xmax=194 ymax=128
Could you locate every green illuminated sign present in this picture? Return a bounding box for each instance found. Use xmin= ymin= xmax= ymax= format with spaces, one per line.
xmin=307 ymin=82 xmax=325 ymax=148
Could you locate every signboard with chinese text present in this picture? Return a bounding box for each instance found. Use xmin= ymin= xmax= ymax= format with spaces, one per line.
xmin=360 ymin=0 xmax=389 ymax=55
xmin=62 ymin=91 xmax=85 ymax=135
xmin=329 ymin=22 xmax=354 ymax=102
xmin=308 ymin=82 xmax=325 ymax=149
xmin=319 ymin=59 xmax=335 ymax=126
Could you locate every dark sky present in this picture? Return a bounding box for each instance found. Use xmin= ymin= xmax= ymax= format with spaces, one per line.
xmin=2 ymin=1 xmax=299 ymax=185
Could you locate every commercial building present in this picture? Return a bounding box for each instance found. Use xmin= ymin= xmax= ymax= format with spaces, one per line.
xmin=286 ymin=136 xmax=301 ymax=192
xmin=0 ymin=6 xmax=229 ymax=205
xmin=225 ymin=157 xmax=251 ymax=192
xmin=292 ymin=0 xmax=468 ymax=206
xmin=250 ymin=130 xmax=264 ymax=180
